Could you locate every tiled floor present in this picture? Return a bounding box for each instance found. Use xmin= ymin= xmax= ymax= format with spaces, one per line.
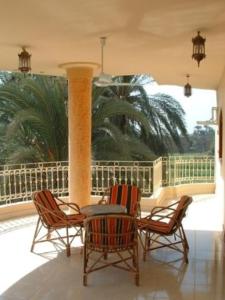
xmin=0 ymin=194 xmax=224 ymax=300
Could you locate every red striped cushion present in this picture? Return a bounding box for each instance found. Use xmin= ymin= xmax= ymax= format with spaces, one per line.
xmin=167 ymin=196 xmax=191 ymax=232
xmin=138 ymin=219 xmax=170 ymax=234
xmin=54 ymin=214 xmax=85 ymax=228
xmin=66 ymin=214 xmax=85 ymax=222
xmin=138 ymin=196 xmax=192 ymax=234
xmin=109 ymin=184 xmax=139 ymax=216
xmin=34 ymin=190 xmax=65 ymax=226
xmin=86 ymin=216 xmax=135 ymax=249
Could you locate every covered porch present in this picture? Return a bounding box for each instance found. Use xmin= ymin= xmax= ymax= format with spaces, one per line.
xmin=0 ymin=1 xmax=225 ymax=299
xmin=0 ymin=0 xmax=225 ymax=212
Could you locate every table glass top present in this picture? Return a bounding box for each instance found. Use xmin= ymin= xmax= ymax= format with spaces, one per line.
xmin=80 ymin=204 xmax=126 ymax=216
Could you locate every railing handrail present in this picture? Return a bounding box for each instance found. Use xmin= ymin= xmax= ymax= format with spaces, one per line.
xmin=0 ymin=155 xmax=215 ymax=205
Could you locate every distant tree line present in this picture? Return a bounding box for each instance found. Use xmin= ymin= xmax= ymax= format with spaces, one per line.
xmin=184 ymin=125 xmax=215 ymax=155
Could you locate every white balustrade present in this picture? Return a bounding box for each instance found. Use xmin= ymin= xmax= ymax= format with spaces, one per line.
xmin=0 ymin=155 xmax=215 ymax=205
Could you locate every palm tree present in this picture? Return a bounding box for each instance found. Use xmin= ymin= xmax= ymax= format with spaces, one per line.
xmin=139 ymin=92 xmax=188 ymax=155
xmin=0 ymin=74 xmax=153 ymax=164
xmin=0 ymin=75 xmax=68 ymax=163
xmin=0 ymin=73 xmax=188 ymax=164
xmin=92 ymin=75 xmax=188 ymax=159
xmin=92 ymin=79 xmax=156 ymax=161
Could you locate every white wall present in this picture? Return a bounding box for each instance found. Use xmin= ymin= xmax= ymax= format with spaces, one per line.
xmin=216 ymin=68 xmax=225 ymax=233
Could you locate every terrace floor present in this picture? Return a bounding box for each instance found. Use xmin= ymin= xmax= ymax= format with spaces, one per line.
xmin=0 ymin=194 xmax=224 ymax=300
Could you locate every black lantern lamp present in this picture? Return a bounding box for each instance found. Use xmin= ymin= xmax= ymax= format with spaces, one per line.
xmin=192 ymin=31 xmax=206 ymax=67
xmin=184 ymin=74 xmax=192 ymax=97
xmin=18 ymin=47 xmax=31 ymax=73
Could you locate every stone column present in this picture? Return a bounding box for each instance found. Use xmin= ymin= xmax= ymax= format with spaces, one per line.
xmin=59 ymin=62 xmax=99 ymax=207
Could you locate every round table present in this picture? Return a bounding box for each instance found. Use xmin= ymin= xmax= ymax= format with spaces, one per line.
xmin=80 ymin=204 xmax=127 ymax=216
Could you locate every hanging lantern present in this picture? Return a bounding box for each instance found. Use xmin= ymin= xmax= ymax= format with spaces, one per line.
xmin=192 ymin=31 xmax=206 ymax=67
xmin=18 ymin=47 xmax=31 ymax=73
xmin=184 ymin=74 xmax=192 ymax=97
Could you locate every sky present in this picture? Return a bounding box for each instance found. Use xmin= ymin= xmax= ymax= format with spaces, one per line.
xmin=145 ymin=83 xmax=217 ymax=134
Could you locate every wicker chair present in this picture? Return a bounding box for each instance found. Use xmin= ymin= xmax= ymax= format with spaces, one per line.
xmin=138 ymin=195 xmax=192 ymax=263
xmin=99 ymin=184 xmax=141 ymax=217
xmin=83 ymin=214 xmax=139 ymax=286
xmin=31 ymin=190 xmax=85 ymax=257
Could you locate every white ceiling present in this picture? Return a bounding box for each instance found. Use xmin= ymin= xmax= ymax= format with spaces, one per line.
xmin=1 ymin=0 xmax=225 ymax=89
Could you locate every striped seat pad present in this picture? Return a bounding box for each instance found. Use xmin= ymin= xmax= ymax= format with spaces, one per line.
xmin=138 ymin=219 xmax=171 ymax=234
xmin=53 ymin=214 xmax=85 ymax=228
xmin=66 ymin=214 xmax=85 ymax=224
xmin=138 ymin=195 xmax=192 ymax=234
xmin=109 ymin=184 xmax=139 ymax=216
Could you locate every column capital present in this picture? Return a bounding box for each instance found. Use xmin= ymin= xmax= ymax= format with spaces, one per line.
xmin=58 ymin=61 xmax=101 ymax=70
xmin=59 ymin=61 xmax=100 ymax=76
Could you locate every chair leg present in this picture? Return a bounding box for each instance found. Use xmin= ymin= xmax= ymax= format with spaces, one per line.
xmin=134 ymin=244 xmax=139 ymax=286
xmin=137 ymin=230 xmax=144 ymax=251
xmin=179 ymin=226 xmax=189 ymax=263
xmin=83 ymin=274 xmax=87 ymax=286
xmin=135 ymin=274 xmax=139 ymax=286
xmin=66 ymin=227 xmax=71 ymax=257
xmin=104 ymin=250 xmax=108 ymax=260
xmin=181 ymin=224 xmax=189 ymax=250
xmin=80 ymin=227 xmax=84 ymax=244
xmin=30 ymin=217 xmax=41 ymax=252
xmin=183 ymin=240 xmax=189 ymax=264
xmin=66 ymin=246 xmax=71 ymax=257
xmin=143 ymin=241 xmax=146 ymax=261
xmin=47 ymin=229 xmax=51 ymax=239
xmin=143 ymin=231 xmax=150 ymax=261
xmin=83 ymin=244 xmax=88 ymax=286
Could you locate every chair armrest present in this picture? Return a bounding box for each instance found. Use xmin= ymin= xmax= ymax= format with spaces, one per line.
xmin=151 ymin=206 xmax=168 ymax=214
xmin=55 ymin=196 xmax=67 ymax=205
xmin=151 ymin=205 xmax=176 ymax=215
xmin=58 ymin=202 xmax=81 ymax=213
xmin=35 ymin=202 xmax=83 ymax=226
xmin=98 ymin=187 xmax=110 ymax=204
xmin=56 ymin=197 xmax=81 ymax=213
xmin=144 ymin=206 xmax=176 ymax=222
xmin=98 ymin=199 xmax=107 ymax=205
xmin=65 ymin=202 xmax=81 ymax=213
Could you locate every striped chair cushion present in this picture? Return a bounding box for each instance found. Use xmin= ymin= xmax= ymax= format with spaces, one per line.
xmin=167 ymin=195 xmax=192 ymax=232
xmin=138 ymin=219 xmax=171 ymax=234
xmin=53 ymin=214 xmax=86 ymax=227
xmin=138 ymin=195 xmax=192 ymax=234
xmin=34 ymin=190 xmax=65 ymax=226
xmin=109 ymin=184 xmax=140 ymax=216
xmin=85 ymin=215 xmax=136 ymax=250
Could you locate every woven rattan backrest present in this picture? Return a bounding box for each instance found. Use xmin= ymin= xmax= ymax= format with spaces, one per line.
xmin=84 ymin=214 xmax=137 ymax=251
xmin=33 ymin=190 xmax=65 ymax=226
xmin=109 ymin=184 xmax=140 ymax=216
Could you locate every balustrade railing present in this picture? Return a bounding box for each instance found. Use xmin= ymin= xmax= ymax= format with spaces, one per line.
xmin=91 ymin=161 xmax=154 ymax=195
xmin=0 ymin=155 xmax=215 ymax=206
xmin=162 ymin=155 xmax=215 ymax=186
xmin=0 ymin=161 xmax=69 ymax=205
